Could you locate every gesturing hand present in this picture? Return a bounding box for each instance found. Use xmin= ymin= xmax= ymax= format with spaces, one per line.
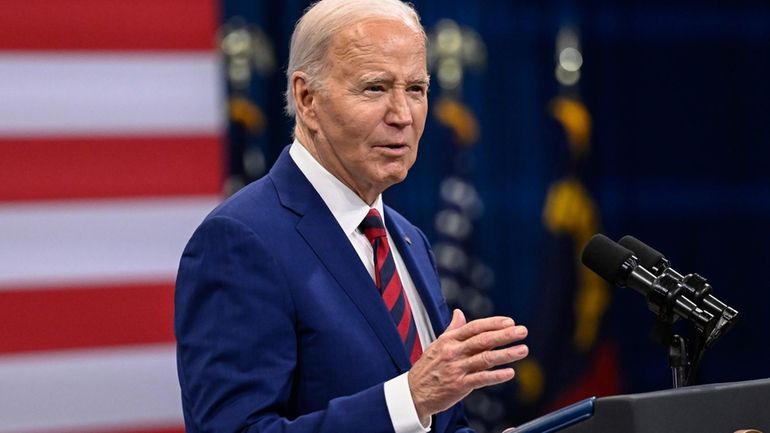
xmin=407 ymin=309 xmax=529 ymax=425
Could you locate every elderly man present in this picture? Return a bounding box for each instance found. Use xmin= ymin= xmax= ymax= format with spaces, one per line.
xmin=174 ymin=0 xmax=529 ymax=432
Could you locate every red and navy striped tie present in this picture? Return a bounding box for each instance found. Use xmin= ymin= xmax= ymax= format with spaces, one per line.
xmin=359 ymin=208 xmax=422 ymax=365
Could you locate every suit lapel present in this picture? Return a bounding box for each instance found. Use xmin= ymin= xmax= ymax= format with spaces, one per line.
xmin=385 ymin=210 xmax=447 ymax=338
xmin=269 ymin=148 xmax=412 ymax=372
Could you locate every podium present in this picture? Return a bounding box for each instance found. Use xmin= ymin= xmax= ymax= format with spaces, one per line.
xmin=507 ymin=378 xmax=770 ymax=433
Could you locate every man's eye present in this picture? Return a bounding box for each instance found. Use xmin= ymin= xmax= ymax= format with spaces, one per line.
xmin=408 ymin=85 xmax=426 ymax=94
xmin=365 ymin=85 xmax=385 ymax=92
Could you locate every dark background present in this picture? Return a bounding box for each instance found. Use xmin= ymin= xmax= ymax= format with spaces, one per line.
xmin=222 ymin=0 xmax=770 ymax=427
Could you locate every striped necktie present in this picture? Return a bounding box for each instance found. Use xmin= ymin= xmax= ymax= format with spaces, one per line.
xmin=359 ymin=208 xmax=422 ymax=365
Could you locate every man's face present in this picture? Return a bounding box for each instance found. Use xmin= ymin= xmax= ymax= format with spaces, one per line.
xmin=306 ymin=19 xmax=428 ymax=203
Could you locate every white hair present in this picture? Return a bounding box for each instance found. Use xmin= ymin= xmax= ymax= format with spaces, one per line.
xmin=284 ymin=0 xmax=426 ymax=117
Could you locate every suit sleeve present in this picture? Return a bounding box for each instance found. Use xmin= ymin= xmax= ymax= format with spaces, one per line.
xmin=175 ymin=215 xmax=395 ymax=433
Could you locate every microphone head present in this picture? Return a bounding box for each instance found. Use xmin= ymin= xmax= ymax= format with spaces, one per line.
xmin=619 ymin=235 xmax=665 ymax=271
xmin=581 ymin=234 xmax=635 ymax=285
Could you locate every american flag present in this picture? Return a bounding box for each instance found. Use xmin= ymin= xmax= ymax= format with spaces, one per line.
xmin=0 ymin=1 xmax=224 ymax=432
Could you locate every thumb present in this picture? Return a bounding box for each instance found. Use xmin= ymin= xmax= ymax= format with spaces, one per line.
xmin=446 ymin=309 xmax=466 ymax=331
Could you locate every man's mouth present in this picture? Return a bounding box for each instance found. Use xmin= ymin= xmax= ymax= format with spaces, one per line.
xmin=379 ymin=143 xmax=408 ymax=150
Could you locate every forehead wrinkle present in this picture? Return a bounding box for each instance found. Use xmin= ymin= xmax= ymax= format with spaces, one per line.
xmin=334 ymin=44 xmax=373 ymax=66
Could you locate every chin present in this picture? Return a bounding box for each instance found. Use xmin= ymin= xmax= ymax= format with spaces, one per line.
xmin=382 ymin=170 xmax=409 ymax=186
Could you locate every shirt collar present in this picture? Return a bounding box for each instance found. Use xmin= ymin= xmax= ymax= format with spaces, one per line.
xmin=289 ymin=139 xmax=385 ymax=236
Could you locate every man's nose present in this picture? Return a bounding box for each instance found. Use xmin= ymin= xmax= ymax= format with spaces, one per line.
xmin=385 ymin=90 xmax=413 ymax=127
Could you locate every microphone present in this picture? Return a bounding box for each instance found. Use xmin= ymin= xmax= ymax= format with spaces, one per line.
xmin=581 ymin=234 xmax=715 ymax=333
xmin=618 ymin=235 xmax=738 ymax=343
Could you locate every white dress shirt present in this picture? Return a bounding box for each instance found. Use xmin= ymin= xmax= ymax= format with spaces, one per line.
xmin=289 ymin=140 xmax=435 ymax=432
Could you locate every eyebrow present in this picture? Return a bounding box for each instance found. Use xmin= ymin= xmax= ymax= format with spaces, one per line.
xmin=359 ymin=74 xmax=430 ymax=86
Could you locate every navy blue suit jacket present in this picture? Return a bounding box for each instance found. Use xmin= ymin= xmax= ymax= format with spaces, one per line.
xmin=175 ymin=148 xmax=472 ymax=432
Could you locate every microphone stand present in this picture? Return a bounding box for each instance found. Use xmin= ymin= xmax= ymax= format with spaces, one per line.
xmin=646 ymin=275 xmax=715 ymax=389
xmin=668 ymin=335 xmax=687 ymax=388
xmin=649 ymin=319 xmax=691 ymax=389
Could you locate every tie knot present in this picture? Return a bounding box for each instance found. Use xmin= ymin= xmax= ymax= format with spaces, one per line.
xmin=359 ymin=208 xmax=387 ymax=242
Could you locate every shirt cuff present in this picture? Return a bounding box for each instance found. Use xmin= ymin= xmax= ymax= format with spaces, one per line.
xmin=384 ymin=372 xmax=432 ymax=433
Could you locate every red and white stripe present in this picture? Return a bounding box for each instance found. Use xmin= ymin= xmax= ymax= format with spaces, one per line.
xmin=0 ymin=1 xmax=224 ymax=432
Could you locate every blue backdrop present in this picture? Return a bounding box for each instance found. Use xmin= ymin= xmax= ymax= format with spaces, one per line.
xmin=221 ymin=0 xmax=770 ymax=427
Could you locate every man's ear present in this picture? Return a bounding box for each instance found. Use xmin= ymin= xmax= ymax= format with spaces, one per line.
xmin=291 ymin=72 xmax=319 ymax=131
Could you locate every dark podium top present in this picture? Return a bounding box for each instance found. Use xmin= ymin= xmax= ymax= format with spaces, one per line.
xmin=509 ymin=378 xmax=770 ymax=433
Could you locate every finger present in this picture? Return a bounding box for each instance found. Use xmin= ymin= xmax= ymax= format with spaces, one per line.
xmin=461 ymin=325 xmax=528 ymax=354
xmin=463 ymin=368 xmax=516 ymax=390
xmin=448 ymin=316 xmax=516 ymax=341
xmin=445 ymin=309 xmax=467 ymax=332
xmin=464 ymin=344 xmax=529 ymax=372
